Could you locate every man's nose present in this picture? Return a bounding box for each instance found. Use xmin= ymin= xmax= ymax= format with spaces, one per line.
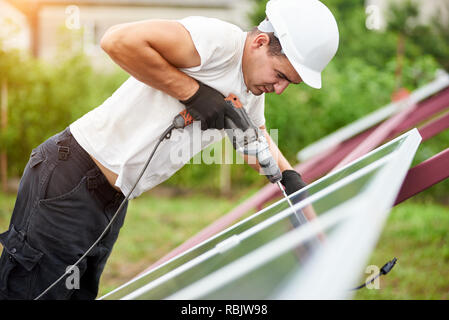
xmin=274 ymin=80 xmax=289 ymax=95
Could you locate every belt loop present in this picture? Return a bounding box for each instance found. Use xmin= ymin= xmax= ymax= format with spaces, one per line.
xmin=87 ymin=176 xmax=98 ymax=190
xmin=58 ymin=146 xmax=70 ymax=161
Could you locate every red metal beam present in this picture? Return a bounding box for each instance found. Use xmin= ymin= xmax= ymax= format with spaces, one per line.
xmin=255 ymin=127 xmax=381 ymax=207
xmin=298 ymin=127 xmax=378 ymax=183
xmin=392 ymin=111 xmax=449 ymax=205
xmin=331 ymin=86 xmax=449 ymax=171
xmin=332 ymin=102 xmax=417 ymax=171
xmin=304 ymin=87 xmax=449 ymax=182
xmin=387 ymin=87 xmax=449 ymax=139
xmin=418 ymin=111 xmax=449 ymax=141
xmin=394 ymin=147 xmax=449 ymax=205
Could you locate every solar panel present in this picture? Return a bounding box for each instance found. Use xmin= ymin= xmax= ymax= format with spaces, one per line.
xmin=100 ymin=128 xmax=421 ymax=300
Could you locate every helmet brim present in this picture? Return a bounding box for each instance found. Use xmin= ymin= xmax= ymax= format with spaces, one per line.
xmin=293 ymin=62 xmax=322 ymax=89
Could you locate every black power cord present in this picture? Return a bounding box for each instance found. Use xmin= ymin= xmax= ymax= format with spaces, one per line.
xmin=34 ymin=124 xmax=176 ymax=300
xmin=351 ymin=257 xmax=398 ymax=291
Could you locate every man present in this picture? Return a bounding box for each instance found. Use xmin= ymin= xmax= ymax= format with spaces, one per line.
xmin=0 ymin=0 xmax=338 ymax=299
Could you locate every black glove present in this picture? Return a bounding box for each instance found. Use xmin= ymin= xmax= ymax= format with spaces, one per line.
xmin=281 ymin=170 xmax=308 ymax=199
xmin=180 ymin=81 xmax=246 ymax=130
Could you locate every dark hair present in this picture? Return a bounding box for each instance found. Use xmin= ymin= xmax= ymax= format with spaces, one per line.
xmin=249 ymin=27 xmax=284 ymax=56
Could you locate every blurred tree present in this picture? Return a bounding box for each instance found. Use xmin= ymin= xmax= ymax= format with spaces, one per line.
xmin=245 ymin=0 xmax=439 ymax=160
xmin=0 ymin=35 xmax=128 ymax=179
xmin=0 ymin=1 xmax=446 ymax=196
xmin=386 ymin=0 xmax=419 ymax=93
xmin=409 ymin=2 xmax=449 ymax=72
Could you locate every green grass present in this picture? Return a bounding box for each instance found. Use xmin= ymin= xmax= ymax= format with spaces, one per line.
xmin=354 ymin=200 xmax=449 ymax=300
xmin=0 ymin=188 xmax=244 ymax=297
xmin=97 ymin=189 xmax=240 ymax=296
xmin=0 ymin=190 xmax=448 ymax=299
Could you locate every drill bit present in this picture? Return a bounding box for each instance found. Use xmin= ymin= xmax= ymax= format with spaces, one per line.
xmin=276 ymin=181 xmax=308 ymax=226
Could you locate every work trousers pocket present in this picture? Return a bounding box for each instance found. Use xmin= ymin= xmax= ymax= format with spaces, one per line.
xmin=0 ymin=224 xmax=44 ymax=299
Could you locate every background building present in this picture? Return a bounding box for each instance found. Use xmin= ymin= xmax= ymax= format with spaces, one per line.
xmin=1 ymin=0 xmax=448 ymax=70
xmin=365 ymin=0 xmax=449 ymax=30
xmin=1 ymin=0 xmax=253 ymax=70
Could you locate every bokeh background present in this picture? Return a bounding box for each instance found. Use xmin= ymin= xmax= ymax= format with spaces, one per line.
xmin=0 ymin=0 xmax=448 ymax=299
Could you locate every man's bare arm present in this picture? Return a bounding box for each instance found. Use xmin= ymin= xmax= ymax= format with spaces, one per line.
xmin=100 ymin=20 xmax=200 ymax=100
xmin=259 ymin=125 xmax=294 ymax=172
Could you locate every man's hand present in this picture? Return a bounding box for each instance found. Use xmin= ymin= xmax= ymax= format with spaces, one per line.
xmin=281 ymin=169 xmax=307 ymax=197
xmin=180 ymin=82 xmax=246 ymax=131
xmin=281 ymin=170 xmax=326 ymax=242
xmin=281 ymin=169 xmax=325 ymax=241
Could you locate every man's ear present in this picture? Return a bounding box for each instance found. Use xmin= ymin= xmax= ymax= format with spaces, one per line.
xmin=252 ymin=32 xmax=270 ymax=49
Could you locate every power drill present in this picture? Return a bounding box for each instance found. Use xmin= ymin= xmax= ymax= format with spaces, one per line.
xmin=173 ymin=93 xmax=307 ymax=227
xmin=173 ymin=94 xmax=282 ymax=184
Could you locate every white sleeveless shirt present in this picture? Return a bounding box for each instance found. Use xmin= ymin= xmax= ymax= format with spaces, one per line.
xmin=69 ymin=16 xmax=265 ymax=199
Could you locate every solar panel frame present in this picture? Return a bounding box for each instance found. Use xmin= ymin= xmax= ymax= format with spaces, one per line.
xmin=122 ymin=163 xmax=384 ymax=299
xmin=99 ymin=128 xmax=420 ymax=300
xmin=281 ymin=127 xmax=422 ymax=299
xmin=162 ymin=129 xmax=421 ymax=300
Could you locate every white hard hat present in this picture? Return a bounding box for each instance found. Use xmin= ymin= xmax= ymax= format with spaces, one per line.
xmin=258 ymin=0 xmax=339 ymax=89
